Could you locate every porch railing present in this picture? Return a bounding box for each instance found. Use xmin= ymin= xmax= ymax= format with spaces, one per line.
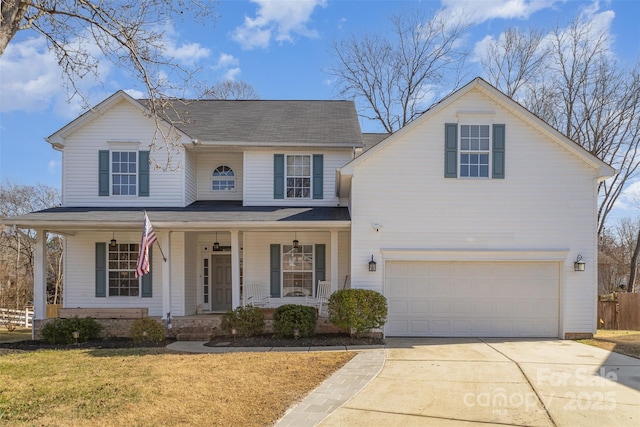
xmin=0 ymin=307 xmax=33 ymax=328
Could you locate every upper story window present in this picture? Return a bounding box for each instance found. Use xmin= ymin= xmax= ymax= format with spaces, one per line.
xmin=112 ymin=151 xmax=137 ymax=195
xmin=99 ymin=149 xmax=149 ymax=197
xmin=212 ymin=165 xmax=235 ymax=191
xmin=286 ymin=155 xmax=311 ymax=198
xmin=444 ymin=123 xmax=505 ymax=180
xmin=459 ymin=125 xmax=490 ymax=178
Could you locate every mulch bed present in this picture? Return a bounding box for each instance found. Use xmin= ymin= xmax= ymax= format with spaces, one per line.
xmin=205 ymin=333 xmax=385 ymax=347
xmin=0 ymin=337 xmax=171 ymax=353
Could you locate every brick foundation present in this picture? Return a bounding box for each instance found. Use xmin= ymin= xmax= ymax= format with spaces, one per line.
xmin=33 ymin=313 xmax=345 ymax=341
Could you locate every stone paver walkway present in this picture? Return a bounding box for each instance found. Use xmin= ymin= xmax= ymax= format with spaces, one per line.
xmin=275 ymin=350 xmax=385 ymax=427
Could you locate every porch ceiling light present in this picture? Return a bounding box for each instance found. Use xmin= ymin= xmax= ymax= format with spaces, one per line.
xmin=574 ymin=254 xmax=585 ymax=271
xmin=369 ymin=255 xmax=377 ymax=272
xmin=293 ymin=232 xmax=299 ymax=250
xmin=213 ymin=232 xmax=220 ymax=251
xmin=110 ymin=232 xmax=117 ymax=248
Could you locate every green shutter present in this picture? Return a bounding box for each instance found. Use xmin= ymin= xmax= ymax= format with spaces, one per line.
xmin=95 ymin=242 xmax=106 ymax=297
xmin=312 ymin=154 xmax=323 ymax=199
xmin=139 ymin=151 xmax=150 ymax=196
xmin=315 ymin=244 xmax=326 ymax=295
xmin=492 ymin=124 xmax=505 ymax=179
xmin=270 ymin=244 xmax=281 ymax=297
xmin=444 ymin=123 xmax=458 ymax=178
xmin=274 ymin=154 xmax=284 ymax=199
xmin=141 ymin=247 xmax=152 ymax=297
xmin=99 ymin=150 xmax=110 ymax=196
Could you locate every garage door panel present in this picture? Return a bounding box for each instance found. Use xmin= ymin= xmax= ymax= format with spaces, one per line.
xmin=386 ymin=261 xmax=559 ymax=337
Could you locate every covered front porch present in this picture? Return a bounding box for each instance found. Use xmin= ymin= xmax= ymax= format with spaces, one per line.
xmin=9 ymin=202 xmax=351 ymax=323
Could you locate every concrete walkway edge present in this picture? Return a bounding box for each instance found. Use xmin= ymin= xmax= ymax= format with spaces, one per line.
xmin=275 ymin=349 xmax=386 ymax=427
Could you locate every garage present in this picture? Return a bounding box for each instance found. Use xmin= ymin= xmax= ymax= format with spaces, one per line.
xmin=385 ymin=261 xmax=560 ymax=337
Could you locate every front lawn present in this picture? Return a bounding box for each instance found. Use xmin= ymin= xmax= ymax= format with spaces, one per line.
xmin=577 ymin=330 xmax=640 ymax=359
xmin=0 ymin=327 xmax=31 ymax=343
xmin=0 ymin=347 xmax=353 ymax=426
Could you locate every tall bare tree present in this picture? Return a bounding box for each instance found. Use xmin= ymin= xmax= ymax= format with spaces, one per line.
xmin=202 ymin=80 xmax=260 ymax=100
xmin=0 ymin=182 xmax=62 ymax=308
xmin=329 ymin=9 xmax=470 ymax=133
xmin=479 ymin=17 xmax=640 ymax=237
xmin=1 ymin=1 xmax=217 ymax=167
xmin=480 ymin=27 xmax=548 ymax=98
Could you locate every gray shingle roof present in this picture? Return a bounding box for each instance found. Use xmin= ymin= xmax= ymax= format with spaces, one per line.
xmin=151 ymin=100 xmax=363 ymax=146
xmin=2 ymin=201 xmax=350 ymax=229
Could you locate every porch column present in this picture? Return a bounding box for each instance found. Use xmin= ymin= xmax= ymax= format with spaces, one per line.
xmin=230 ymin=229 xmax=240 ymax=309
xmin=161 ymin=231 xmax=172 ymax=320
xmin=33 ymin=228 xmax=47 ymax=320
xmin=331 ymin=230 xmax=339 ymax=293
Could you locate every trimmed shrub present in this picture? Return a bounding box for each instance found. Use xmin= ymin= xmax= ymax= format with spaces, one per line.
xmin=40 ymin=316 xmax=102 ymax=344
xmin=130 ymin=317 xmax=165 ymax=343
xmin=273 ymin=304 xmax=317 ymax=338
xmin=328 ymin=289 xmax=388 ymax=337
xmin=220 ymin=305 xmax=265 ymax=337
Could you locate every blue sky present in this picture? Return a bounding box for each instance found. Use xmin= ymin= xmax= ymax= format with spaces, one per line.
xmin=0 ymin=0 xmax=639 ymax=219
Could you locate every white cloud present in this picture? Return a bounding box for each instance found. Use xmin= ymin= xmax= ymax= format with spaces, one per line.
xmin=613 ymin=180 xmax=640 ymax=214
xmin=232 ymin=0 xmax=327 ymax=50
xmin=440 ymin=0 xmax=559 ymax=25
xmin=47 ymin=160 xmax=60 ymax=174
xmin=0 ymin=37 xmax=64 ymax=113
xmin=215 ymin=53 xmax=240 ymax=69
xmin=123 ymin=89 xmax=146 ymax=99
xmin=223 ymin=67 xmax=242 ymax=81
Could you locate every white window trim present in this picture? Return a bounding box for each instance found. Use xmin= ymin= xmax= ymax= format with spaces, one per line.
xmin=458 ymin=123 xmax=492 ymax=179
xmin=211 ymin=165 xmax=237 ymax=192
xmin=110 ymin=150 xmax=139 ymax=196
xmin=285 ymin=154 xmax=312 ymax=199
xmin=107 ymin=242 xmax=142 ymax=298
xmin=282 ymin=243 xmax=315 ymax=297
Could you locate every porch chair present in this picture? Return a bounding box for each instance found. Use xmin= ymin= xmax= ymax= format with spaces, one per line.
xmin=307 ymin=280 xmax=331 ymax=317
xmin=243 ymin=283 xmax=271 ymax=308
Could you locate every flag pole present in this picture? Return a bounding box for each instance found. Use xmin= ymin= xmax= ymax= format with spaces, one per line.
xmin=145 ymin=211 xmax=167 ymax=262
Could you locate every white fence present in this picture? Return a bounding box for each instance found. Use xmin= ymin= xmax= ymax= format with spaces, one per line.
xmin=0 ymin=307 xmax=33 ymax=328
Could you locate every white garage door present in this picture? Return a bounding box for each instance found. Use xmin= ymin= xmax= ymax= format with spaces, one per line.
xmin=385 ymin=261 xmax=559 ymax=337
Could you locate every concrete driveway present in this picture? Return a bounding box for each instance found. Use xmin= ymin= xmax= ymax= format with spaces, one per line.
xmin=319 ymin=338 xmax=640 ymax=427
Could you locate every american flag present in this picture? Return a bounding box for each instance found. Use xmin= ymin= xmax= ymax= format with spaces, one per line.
xmin=135 ymin=212 xmax=157 ymax=278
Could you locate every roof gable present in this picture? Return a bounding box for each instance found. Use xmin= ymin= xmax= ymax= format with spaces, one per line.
xmin=341 ymin=77 xmax=615 ymax=179
xmin=46 ymin=91 xmax=170 ymax=149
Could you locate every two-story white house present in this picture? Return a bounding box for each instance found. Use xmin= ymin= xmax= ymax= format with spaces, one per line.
xmin=3 ymin=78 xmax=615 ymax=339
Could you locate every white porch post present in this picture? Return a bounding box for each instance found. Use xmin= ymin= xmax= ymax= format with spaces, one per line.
xmin=230 ymin=229 xmax=240 ymax=309
xmin=331 ymin=230 xmax=339 ymax=293
xmin=33 ymin=228 xmax=47 ymax=320
xmin=161 ymin=231 xmax=172 ymax=320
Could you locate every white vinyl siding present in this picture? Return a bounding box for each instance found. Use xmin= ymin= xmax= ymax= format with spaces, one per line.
xmin=349 ymin=87 xmax=599 ymax=337
xmin=196 ymin=152 xmax=243 ymax=200
xmin=184 ymin=149 xmax=197 ymax=205
xmin=64 ymin=232 xmax=163 ymax=315
xmin=243 ymin=150 xmax=352 ymax=206
xmin=242 ymin=230 xmax=350 ymax=306
xmin=61 ymin=99 xmax=187 ymax=207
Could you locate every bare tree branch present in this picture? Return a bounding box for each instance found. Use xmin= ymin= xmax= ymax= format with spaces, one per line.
xmin=329 ymin=9 xmax=470 ymax=133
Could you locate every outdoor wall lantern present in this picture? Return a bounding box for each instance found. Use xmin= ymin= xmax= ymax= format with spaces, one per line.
xmin=574 ymin=254 xmax=586 ymax=271
xmin=369 ymin=255 xmax=377 ymax=272
xmin=109 ymin=232 xmax=117 ymax=248
xmin=213 ymin=232 xmax=220 ymax=251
